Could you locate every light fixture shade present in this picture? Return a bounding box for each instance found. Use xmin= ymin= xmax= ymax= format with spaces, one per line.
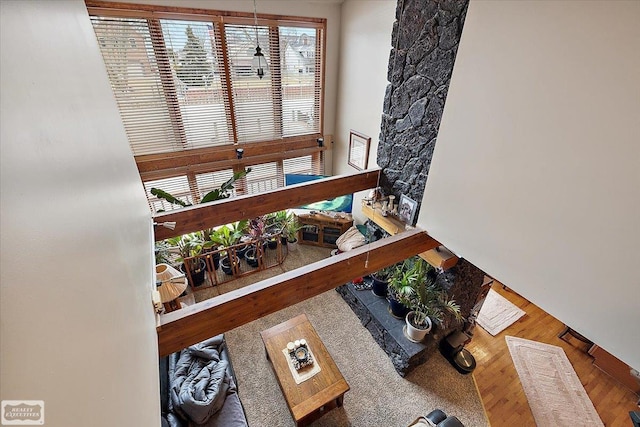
xmin=252 ymin=46 xmax=268 ymax=79
xmin=155 ymin=263 xmax=187 ymax=302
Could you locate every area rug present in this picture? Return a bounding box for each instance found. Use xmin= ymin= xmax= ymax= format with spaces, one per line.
xmin=225 ymin=289 xmax=489 ymax=427
xmin=506 ymin=336 xmax=603 ymax=427
xmin=476 ymin=289 xmax=525 ymax=335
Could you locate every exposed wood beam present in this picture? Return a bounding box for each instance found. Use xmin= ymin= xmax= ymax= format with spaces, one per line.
xmin=153 ymin=169 xmax=380 ymax=240
xmin=157 ymin=228 xmax=439 ymax=356
xmin=136 ymin=136 xmax=321 ymax=174
xmin=140 ymin=146 xmax=325 ymax=182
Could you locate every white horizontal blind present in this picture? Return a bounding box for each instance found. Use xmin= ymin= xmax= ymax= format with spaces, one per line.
xmin=91 ymin=17 xmax=233 ymax=155
xmin=245 ymin=162 xmax=281 ymax=194
xmin=284 ymin=155 xmax=315 ymax=175
xmin=195 ymin=169 xmax=235 ymax=199
xmin=280 ymin=27 xmax=321 ymax=136
xmin=91 ymin=16 xmax=183 ymax=155
xmin=143 ymin=176 xmax=194 ymax=212
xmin=158 ymin=20 xmax=233 ymax=149
xmin=225 ymin=24 xmax=278 ymax=143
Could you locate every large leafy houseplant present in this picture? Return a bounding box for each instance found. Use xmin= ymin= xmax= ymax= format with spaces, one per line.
xmin=407 ymin=263 xmax=462 ymax=330
xmin=208 ymin=220 xmax=249 ymax=249
xmin=387 ymin=257 xmax=426 ymax=318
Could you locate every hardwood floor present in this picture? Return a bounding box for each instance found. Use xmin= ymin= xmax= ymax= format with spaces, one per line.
xmin=467 ymin=283 xmax=638 ymax=426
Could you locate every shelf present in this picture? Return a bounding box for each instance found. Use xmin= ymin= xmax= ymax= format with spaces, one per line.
xmin=360 ymin=202 xmax=458 ymax=270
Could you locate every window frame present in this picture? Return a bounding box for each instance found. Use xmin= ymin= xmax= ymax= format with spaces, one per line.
xmin=87 ymin=1 xmax=327 ymax=212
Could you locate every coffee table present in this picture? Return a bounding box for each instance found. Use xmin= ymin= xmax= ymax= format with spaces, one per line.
xmin=260 ymin=314 xmax=350 ymax=427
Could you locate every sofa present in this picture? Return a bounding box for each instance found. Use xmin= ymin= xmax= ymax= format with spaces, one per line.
xmin=159 ymin=334 xmax=248 ymax=427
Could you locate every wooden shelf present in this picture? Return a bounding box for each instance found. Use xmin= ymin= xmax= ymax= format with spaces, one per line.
xmin=361 ymin=203 xmax=405 ymax=235
xmin=360 ymin=202 xmax=458 ymax=270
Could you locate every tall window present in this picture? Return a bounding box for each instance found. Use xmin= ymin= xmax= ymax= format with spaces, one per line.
xmin=88 ymin=3 xmax=325 ymax=213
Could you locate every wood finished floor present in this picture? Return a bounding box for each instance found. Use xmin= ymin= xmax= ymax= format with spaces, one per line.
xmin=467 ymin=283 xmax=638 ymax=427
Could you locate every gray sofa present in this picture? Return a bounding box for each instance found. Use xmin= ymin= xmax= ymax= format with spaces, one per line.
xmin=160 ymin=334 xmax=248 ymax=427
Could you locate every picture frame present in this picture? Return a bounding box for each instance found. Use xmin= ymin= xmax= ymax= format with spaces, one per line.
xmin=348 ymin=130 xmax=370 ymax=171
xmin=398 ymin=194 xmax=418 ymax=226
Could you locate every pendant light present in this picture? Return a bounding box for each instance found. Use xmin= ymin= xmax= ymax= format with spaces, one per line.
xmin=252 ymin=0 xmax=268 ymax=79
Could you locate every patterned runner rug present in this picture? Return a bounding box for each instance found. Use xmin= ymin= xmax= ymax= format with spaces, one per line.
xmin=506 ymin=336 xmax=603 ymax=427
xmin=476 ymin=289 xmax=525 ymax=335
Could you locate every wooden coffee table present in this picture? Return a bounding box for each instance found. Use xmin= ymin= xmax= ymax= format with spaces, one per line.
xmin=260 ymin=314 xmax=349 ymax=427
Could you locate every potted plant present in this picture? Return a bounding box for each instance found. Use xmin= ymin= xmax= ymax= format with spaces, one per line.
xmin=166 ymin=232 xmax=208 ymax=287
xmin=244 ymin=216 xmax=266 ymax=268
xmin=264 ymin=210 xmax=288 ymax=249
xmin=387 ymin=258 xmax=421 ymax=319
xmin=371 ymin=265 xmax=394 ymax=298
xmin=209 ymin=220 xmax=248 ymax=275
xmin=405 ymin=264 xmax=463 ymax=342
xmin=283 ymin=212 xmax=303 ymax=251
xmin=244 ymin=246 xmax=260 ymax=268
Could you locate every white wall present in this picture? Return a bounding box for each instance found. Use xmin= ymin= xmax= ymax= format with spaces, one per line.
xmin=334 ymin=0 xmax=396 ymax=224
xmin=0 ymin=1 xmax=160 ymax=426
xmin=420 ymin=1 xmax=640 ymax=369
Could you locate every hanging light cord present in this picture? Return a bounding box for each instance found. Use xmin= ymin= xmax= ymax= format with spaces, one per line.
xmin=364 ymin=168 xmax=383 ymax=269
xmin=253 ymin=0 xmax=260 ymax=48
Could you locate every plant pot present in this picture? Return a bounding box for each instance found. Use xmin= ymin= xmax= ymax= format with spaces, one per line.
xmin=287 ymin=238 xmax=298 ymax=251
xmin=388 ymin=297 xmax=410 ymax=319
xmin=371 ymin=275 xmax=388 ymax=298
xmin=244 ymin=247 xmax=260 ymax=268
xmin=204 ymin=250 xmax=220 ymax=270
xmin=235 ymin=243 xmax=249 ymax=259
xmin=179 ymin=258 xmax=206 ymax=287
xmin=405 ymin=311 xmax=432 ymax=343
xmin=267 ymin=237 xmax=278 ymax=250
xmin=220 ymin=256 xmax=234 ymax=276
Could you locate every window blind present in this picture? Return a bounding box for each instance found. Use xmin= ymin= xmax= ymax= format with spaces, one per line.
xmin=89 ymin=5 xmax=326 ymax=215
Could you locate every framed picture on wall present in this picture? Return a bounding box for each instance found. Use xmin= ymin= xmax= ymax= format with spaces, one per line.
xmin=348 ymin=130 xmax=371 ymax=171
xmin=398 ymin=194 xmax=418 ymax=225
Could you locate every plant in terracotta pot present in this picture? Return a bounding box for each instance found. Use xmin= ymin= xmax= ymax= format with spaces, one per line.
xmin=405 ymin=264 xmax=463 ymax=342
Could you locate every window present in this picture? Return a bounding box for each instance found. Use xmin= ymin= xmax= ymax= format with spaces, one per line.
xmin=88 ymin=3 xmax=326 ymax=213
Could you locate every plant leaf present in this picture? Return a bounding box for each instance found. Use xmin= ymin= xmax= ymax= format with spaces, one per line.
xmin=150 ymin=188 xmax=191 ymax=207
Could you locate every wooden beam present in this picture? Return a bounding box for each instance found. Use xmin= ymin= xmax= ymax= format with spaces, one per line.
xmin=153 ymin=169 xmax=380 ymax=240
xmin=135 ymin=136 xmax=321 ymax=174
xmin=157 ymin=228 xmax=439 ymax=356
xmin=139 ymin=146 xmax=325 ymax=182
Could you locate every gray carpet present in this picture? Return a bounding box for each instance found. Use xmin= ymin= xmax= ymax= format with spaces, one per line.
xmin=217 ymin=247 xmax=488 ymax=427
